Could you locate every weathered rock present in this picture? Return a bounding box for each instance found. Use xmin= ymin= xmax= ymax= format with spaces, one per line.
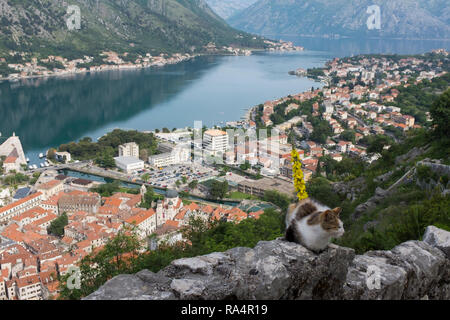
xmin=343 ymin=240 xmax=450 ymax=300
xmin=395 ymin=147 xmax=425 ymax=165
xmin=343 ymin=254 xmax=408 ymax=300
xmin=84 ymin=227 xmax=450 ymax=300
xmin=423 ymin=226 xmax=450 ymax=259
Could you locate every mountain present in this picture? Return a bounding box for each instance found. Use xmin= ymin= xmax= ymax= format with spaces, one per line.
xmin=205 ymin=0 xmax=258 ymax=19
xmin=227 ymin=0 xmax=450 ymax=39
xmin=0 ymin=0 xmax=265 ymax=58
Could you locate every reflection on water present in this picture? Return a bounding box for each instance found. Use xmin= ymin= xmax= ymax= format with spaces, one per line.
xmin=0 ymin=57 xmax=218 ymax=151
xmin=0 ymin=53 xmax=324 ymax=164
xmin=280 ymin=36 xmax=450 ymax=57
xmin=1 ymin=37 xmax=449 ymax=164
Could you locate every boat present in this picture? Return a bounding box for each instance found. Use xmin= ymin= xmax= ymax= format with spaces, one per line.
xmin=39 ymin=153 xmax=44 ymax=158
xmin=39 ymin=163 xmax=44 ymax=168
xmin=26 ymin=158 xmax=30 ymax=162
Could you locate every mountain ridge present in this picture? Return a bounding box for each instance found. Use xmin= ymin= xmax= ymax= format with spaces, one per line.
xmin=205 ymin=0 xmax=258 ymax=19
xmin=227 ymin=0 xmax=450 ymax=40
xmin=0 ymin=0 xmax=266 ymax=58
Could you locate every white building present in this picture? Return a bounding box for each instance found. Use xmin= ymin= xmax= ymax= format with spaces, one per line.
xmin=118 ymin=142 xmax=139 ymax=158
xmin=0 ymin=192 xmax=43 ymax=224
xmin=323 ymin=100 xmax=334 ymax=114
xmin=35 ymin=180 xmax=64 ymax=200
xmin=0 ymin=189 xmax=11 ymax=207
xmin=203 ymin=130 xmax=228 ymax=157
xmin=148 ymin=145 xmax=190 ymax=167
xmin=114 ymin=156 xmax=144 ymax=174
xmin=125 ymin=209 xmax=157 ymax=239
xmin=0 ymin=133 xmax=27 ymax=173
xmin=15 ymin=275 xmax=42 ymax=300
xmin=55 ymin=151 xmax=71 ymax=163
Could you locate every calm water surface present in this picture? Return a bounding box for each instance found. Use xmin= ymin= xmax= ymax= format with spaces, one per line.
xmin=0 ymin=37 xmax=448 ymax=165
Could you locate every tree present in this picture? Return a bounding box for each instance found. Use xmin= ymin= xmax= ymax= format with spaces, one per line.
xmin=30 ymin=172 xmax=41 ymax=185
xmin=263 ymin=190 xmax=291 ymax=211
xmin=430 ymin=88 xmax=450 ymax=139
xmin=59 ymin=227 xmax=142 ymax=300
xmin=306 ymin=177 xmax=341 ymax=209
xmin=340 ymin=130 xmax=356 ymax=143
xmin=210 ymin=180 xmax=228 ymax=200
xmin=47 ymin=148 xmax=57 ymax=161
xmin=140 ymin=187 xmax=155 ymax=209
xmin=188 ymin=180 xmax=198 ymax=190
xmin=139 ymin=149 xmax=149 ymax=162
xmin=363 ymin=135 xmax=392 ymax=154
xmin=239 ymin=161 xmax=251 ymax=171
xmin=2 ymin=172 xmax=29 ymax=186
xmin=47 ymin=213 xmax=69 ymax=237
xmin=310 ymin=119 xmax=332 ymax=144
xmin=90 ymin=180 xmax=121 ymax=197
xmin=95 ymin=153 xmax=115 ymax=169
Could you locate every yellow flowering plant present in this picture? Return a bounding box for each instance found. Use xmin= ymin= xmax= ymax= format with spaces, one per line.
xmin=291 ymin=148 xmax=309 ymax=201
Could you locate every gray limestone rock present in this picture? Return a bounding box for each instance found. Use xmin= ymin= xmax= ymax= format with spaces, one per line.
xmin=84 ymin=227 xmax=450 ymax=301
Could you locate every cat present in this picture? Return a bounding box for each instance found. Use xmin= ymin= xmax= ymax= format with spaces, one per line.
xmin=285 ymin=198 xmax=344 ymax=252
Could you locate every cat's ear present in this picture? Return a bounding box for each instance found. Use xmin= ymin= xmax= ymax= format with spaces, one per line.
xmin=287 ymin=203 xmax=297 ymax=215
xmin=332 ymin=207 xmax=342 ymax=217
xmin=321 ymin=210 xmax=334 ymax=221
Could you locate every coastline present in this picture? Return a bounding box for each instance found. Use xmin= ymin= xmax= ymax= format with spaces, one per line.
xmin=0 ymin=53 xmax=200 ymax=83
xmin=0 ymin=44 xmax=304 ymax=83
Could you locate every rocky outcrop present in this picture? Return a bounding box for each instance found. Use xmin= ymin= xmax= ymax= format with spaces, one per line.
xmin=415 ymin=161 xmax=450 ymax=194
xmin=352 ymin=187 xmax=387 ymax=219
xmin=333 ymin=177 xmax=366 ymax=202
xmin=85 ymin=226 xmax=450 ymax=300
xmin=395 ymin=147 xmax=427 ymax=165
xmin=206 ymin=0 xmax=257 ymax=19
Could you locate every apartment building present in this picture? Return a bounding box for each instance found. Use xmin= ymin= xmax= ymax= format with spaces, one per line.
xmin=0 ymin=192 xmax=43 ymax=224
xmin=118 ymin=142 xmax=139 ymax=158
xmin=35 ymin=180 xmax=64 ymax=200
xmin=15 ymin=275 xmax=42 ymax=300
xmin=203 ymin=129 xmax=228 ymax=157
xmin=148 ymin=145 xmax=190 ymax=167
xmin=58 ymin=193 xmax=101 ymax=214
xmin=237 ymin=177 xmax=294 ymax=198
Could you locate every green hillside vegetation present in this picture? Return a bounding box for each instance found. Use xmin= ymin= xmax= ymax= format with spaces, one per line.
xmin=58 ymin=129 xmax=158 ymax=161
xmin=0 ymin=0 xmax=267 ymax=59
xmin=308 ymin=88 xmax=450 ymax=254
xmin=384 ymin=73 xmax=450 ymax=125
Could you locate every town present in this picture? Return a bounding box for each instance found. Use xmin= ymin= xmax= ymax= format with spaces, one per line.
xmin=0 ymin=49 xmax=448 ymax=300
xmin=0 ymin=40 xmax=302 ymax=81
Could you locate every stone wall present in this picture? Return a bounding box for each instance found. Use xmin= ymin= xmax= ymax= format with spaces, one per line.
xmin=84 ymin=226 xmax=450 ymax=300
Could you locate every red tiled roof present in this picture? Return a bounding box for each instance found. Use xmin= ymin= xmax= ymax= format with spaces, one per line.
xmin=0 ymin=192 xmax=43 ymax=214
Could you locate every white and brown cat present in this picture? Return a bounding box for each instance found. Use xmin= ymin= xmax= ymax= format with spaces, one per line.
xmin=285 ymin=199 xmax=344 ymax=252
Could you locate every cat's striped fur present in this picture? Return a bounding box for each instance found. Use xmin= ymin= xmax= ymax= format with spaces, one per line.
xmin=285 ymin=199 xmax=344 ymax=252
